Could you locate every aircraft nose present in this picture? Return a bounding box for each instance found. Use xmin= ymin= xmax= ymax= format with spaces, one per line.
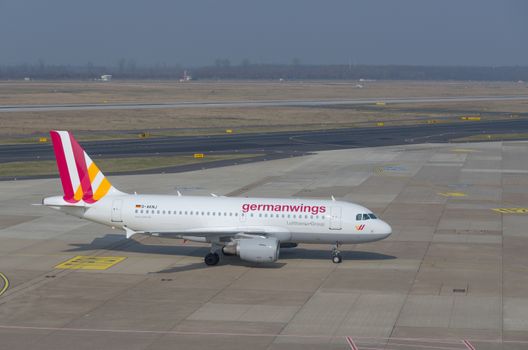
xmin=380 ymin=220 xmax=392 ymax=238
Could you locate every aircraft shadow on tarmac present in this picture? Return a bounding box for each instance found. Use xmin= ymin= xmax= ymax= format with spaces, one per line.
xmin=65 ymin=234 xmax=396 ymax=272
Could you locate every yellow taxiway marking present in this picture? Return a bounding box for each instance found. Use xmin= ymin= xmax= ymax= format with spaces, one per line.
xmin=438 ymin=192 xmax=467 ymax=197
xmin=0 ymin=272 xmax=9 ymax=297
xmin=492 ymin=208 xmax=528 ymax=214
xmin=55 ymin=256 xmax=126 ymax=270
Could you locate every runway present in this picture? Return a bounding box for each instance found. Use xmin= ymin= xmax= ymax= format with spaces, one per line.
xmin=1 ymin=118 xmax=528 ymax=166
xmin=1 ymin=95 xmax=528 ymax=112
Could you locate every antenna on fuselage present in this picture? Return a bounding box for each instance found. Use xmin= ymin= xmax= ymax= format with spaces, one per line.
xmin=210 ymin=193 xmax=218 ymax=197
xmin=331 ymin=195 xmax=336 ymax=201
xmin=177 ymin=191 xmax=182 ymax=197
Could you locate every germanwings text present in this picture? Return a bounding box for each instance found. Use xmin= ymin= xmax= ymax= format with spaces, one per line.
xmin=242 ymin=203 xmax=326 ymax=215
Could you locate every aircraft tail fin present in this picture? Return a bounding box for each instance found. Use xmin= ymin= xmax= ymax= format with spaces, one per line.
xmin=50 ymin=130 xmax=124 ymax=203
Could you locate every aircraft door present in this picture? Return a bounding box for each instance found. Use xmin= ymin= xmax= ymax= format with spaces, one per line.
xmin=329 ymin=206 xmax=342 ymax=230
xmin=111 ymin=199 xmax=123 ymax=222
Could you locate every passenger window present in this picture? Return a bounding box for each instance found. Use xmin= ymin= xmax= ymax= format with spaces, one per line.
xmin=259 ymin=213 xmax=262 ymax=217
xmin=212 ymin=212 xmax=215 ymax=216
xmin=250 ymin=213 xmax=254 ymax=217
xmin=184 ymin=211 xmax=188 ymax=215
xmin=179 ymin=211 xmax=182 ymax=215
xmin=140 ymin=210 xmax=143 ymax=214
xmin=362 ymin=214 xmax=370 ymax=220
xmin=356 ymin=214 xmax=362 ymax=221
xmin=229 ymin=212 xmax=232 ymax=216
xmin=163 ymin=211 xmax=166 ymax=214
xmin=264 ymin=213 xmax=268 ymax=218
xmin=235 ymin=213 xmax=238 ymax=216
xmin=157 ymin=210 xmax=160 ymax=214
xmin=310 ymin=215 xmax=313 ymax=219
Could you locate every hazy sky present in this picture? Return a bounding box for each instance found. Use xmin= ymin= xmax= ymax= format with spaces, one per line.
xmin=0 ymin=0 xmax=526 ymax=67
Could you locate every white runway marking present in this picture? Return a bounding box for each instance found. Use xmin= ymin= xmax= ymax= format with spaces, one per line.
xmin=346 ymin=336 xmax=359 ymax=350
xmin=462 ymin=339 xmax=476 ymax=350
xmin=0 ymin=324 xmax=518 ymax=348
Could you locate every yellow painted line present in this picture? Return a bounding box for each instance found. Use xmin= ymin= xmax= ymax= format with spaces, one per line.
xmin=55 ymin=256 xmax=127 ymax=270
xmin=0 ymin=272 xmax=9 ymax=297
xmin=438 ymin=192 xmax=467 ymax=197
xmin=374 ymin=166 xmax=384 ymax=174
xmin=492 ymin=208 xmax=528 ymax=214
xmin=461 ymin=116 xmax=481 ymax=121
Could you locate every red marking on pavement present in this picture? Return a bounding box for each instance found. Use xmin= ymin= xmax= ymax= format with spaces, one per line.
xmin=346 ymin=336 xmax=359 ymax=350
xmin=462 ymin=339 xmax=476 ymax=350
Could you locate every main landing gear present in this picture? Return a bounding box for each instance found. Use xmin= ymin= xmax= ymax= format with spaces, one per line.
xmin=204 ymin=252 xmax=220 ymax=266
xmin=204 ymin=243 xmax=222 ymax=266
xmin=331 ymin=243 xmax=342 ymax=264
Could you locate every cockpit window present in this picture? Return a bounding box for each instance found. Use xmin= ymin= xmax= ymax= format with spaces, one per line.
xmin=357 ymin=213 xmax=378 ymax=220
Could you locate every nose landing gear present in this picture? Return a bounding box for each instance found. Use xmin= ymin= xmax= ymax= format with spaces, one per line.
xmin=331 ymin=242 xmax=342 ymax=264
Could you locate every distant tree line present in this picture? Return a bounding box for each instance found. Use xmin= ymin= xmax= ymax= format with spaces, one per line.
xmin=1 ymin=60 xmax=528 ymax=81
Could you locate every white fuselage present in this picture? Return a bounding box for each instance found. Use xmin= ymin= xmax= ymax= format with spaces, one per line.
xmin=52 ymin=194 xmax=392 ymax=244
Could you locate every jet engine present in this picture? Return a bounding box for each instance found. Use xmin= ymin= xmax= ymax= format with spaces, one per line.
xmin=223 ymin=237 xmax=280 ymax=263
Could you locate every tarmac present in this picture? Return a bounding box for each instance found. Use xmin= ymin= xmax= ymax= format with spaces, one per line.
xmin=0 ymin=141 xmax=528 ymax=349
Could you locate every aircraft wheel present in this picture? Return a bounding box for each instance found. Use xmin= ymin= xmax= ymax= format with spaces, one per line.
xmin=332 ymin=253 xmax=342 ymax=264
xmin=204 ymin=252 xmax=220 ymax=266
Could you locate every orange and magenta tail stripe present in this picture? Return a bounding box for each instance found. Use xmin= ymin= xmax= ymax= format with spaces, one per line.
xmin=50 ymin=131 xmax=112 ymax=203
xmin=50 ymin=131 xmax=76 ymax=203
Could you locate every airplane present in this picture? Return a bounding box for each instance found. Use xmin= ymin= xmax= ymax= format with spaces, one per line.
xmin=43 ymin=130 xmax=392 ymax=266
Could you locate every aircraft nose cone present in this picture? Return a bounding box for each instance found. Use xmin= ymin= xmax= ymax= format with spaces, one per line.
xmin=380 ymin=221 xmax=392 ymax=238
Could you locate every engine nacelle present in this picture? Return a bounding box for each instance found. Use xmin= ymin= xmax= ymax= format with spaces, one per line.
xmin=223 ymin=237 xmax=280 ymax=263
